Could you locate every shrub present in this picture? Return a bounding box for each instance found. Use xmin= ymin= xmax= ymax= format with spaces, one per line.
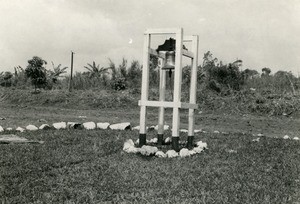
xmin=25 ymin=56 xmax=48 ymax=91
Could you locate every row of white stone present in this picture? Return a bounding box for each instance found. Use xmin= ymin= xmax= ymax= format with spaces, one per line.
xmin=123 ymin=138 xmax=208 ymax=158
xmin=0 ymin=123 xmax=201 ymax=134
xmin=0 ymin=122 xmax=299 ymax=141
xmin=0 ymin=122 xmax=131 ymax=133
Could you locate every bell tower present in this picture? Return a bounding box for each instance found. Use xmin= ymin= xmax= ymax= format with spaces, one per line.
xmin=138 ymin=28 xmax=199 ymax=151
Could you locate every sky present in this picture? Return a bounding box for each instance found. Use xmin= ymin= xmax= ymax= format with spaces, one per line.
xmin=0 ymin=0 xmax=300 ymax=75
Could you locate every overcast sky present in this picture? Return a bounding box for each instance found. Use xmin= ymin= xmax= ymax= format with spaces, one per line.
xmin=0 ymin=0 xmax=299 ymax=75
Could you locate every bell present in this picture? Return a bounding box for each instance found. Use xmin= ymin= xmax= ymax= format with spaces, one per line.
xmin=156 ymin=38 xmax=177 ymax=78
xmin=162 ymin=51 xmax=175 ymax=70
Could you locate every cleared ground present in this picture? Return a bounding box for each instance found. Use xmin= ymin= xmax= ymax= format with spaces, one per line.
xmin=0 ymin=103 xmax=300 ymax=203
xmin=0 ymin=104 xmax=299 ymax=138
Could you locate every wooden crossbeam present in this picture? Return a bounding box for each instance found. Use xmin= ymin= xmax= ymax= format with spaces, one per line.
xmin=138 ymin=100 xmax=198 ymax=109
xmin=144 ymin=28 xmax=181 ymax=35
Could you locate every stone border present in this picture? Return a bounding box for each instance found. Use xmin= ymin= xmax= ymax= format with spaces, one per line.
xmin=0 ymin=123 xmax=299 ymax=141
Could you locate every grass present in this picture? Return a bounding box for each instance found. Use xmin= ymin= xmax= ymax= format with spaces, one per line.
xmin=1 ymin=129 xmax=300 ymax=203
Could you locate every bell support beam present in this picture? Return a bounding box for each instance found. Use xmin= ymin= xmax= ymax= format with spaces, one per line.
xmin=187 ymin=35 xmax=199 ymax=149
xmin=145 ymin=28 xmax=182 ymax=35
xmin=138 ymin=100 xmax=197 ymax=109
xmin=171 ymin=28 xmax=183 ymax=152
xmin=157 ymin=57 xmax=166 ymax=145
xmin=139 ymin=33 xmax=151 ymax=147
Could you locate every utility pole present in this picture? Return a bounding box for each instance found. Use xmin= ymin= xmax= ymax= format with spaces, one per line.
xmin=69 ymin=51 xmax=74 ymax=92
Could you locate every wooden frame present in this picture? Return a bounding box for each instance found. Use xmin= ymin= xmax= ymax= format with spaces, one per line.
xmin=139 ymin=28 xmax=199 ymax=151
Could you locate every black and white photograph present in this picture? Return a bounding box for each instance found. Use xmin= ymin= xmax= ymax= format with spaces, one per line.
xmin=0 ymin=0 xmax=300 ymax=203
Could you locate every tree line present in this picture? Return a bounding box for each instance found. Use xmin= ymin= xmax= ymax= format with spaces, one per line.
xmin=0 ymin=52 xmax=299 ymax=95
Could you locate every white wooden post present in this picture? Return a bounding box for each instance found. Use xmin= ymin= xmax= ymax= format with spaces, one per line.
xmin=187 ymin=35 xmax=199 ymax=149
xmin=139 ymin=33 xmax=151 ymax=147
xmin=158 ymin=57 xmax=166 ymax=145
xmin=171 ymin=28 xmax=183 ymax=151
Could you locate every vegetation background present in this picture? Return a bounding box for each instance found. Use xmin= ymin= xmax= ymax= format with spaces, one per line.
xmin=0 ymin=52 xmax=299 ymax=117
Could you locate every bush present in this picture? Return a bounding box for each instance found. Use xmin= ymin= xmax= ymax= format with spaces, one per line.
xmin=25 ymin=56 xmax=48 ymax=91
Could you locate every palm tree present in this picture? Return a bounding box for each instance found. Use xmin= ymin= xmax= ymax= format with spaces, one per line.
xmin=84 ymin=61 xmax=110 ymax=78
xmin=49 ymin=62 xmax=68 ymax=83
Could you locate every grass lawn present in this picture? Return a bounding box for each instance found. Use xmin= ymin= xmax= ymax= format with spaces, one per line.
xmin=1 ymin=129 xmax=300 ymax=203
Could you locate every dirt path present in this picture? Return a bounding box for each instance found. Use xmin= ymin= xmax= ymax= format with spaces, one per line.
xmin=0 ymin=104 xmax=299 ymax=138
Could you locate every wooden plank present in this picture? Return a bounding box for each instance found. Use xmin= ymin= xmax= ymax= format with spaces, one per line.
xmin=172 ymin=28 xmax=183 ymax=137
xmin=139 ymin=100 xmax=197 ymax=109
xmin=139 ymin=34 xmax=151 ymax=134
xmin=139 ymin=100 xmax=177 ymax=108
xmin=188 ymin=35 xmax=199 ymax=136
xmin=158 ymin=58 xmax=166 ymax=135
xmin=145 ymin=28 xmax=181 ymax=35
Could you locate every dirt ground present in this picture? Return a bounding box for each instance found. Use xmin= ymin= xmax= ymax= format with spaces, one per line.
xmin=0 ymin=104 xmax=299 ymax=138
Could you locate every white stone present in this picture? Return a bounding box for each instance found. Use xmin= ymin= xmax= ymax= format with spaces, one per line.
xmin=283 ymin=135 xmax=290 ymax=139
xmin=0 ymin=126 xmax=4 ymax=132
xmin=53 ymin=122 xmax=66 ymax=130
xmin=194 ymin=129 xmax=202 ymax=133
xmin=16 ymin=127 xmax=25 ymax=132
xmin=154 ymin=125 xmax=169 ymax=131
xmin=196 ymin=141 xmax=207 ymax=149
xmin=189 ymin=150 xmax=197 ymax=155
xmin=6 ymin=128 xmax=13 ymax=131
xmin=164 ymin=137 xmax=171 ymax=144
xmin=26 ymin=125 xmax=38 ymax=131
xmin=179 ymin=148 xmax=190 ymax=157
xmin=293 ymin=137 xmax=299 ymax=141
xmin=139 ymin=145 xmax=158 ymax=156
xmin=39 ymin=124 xmax=51 ymax=130
xmin=257 ymin=133 xmax=264 ymax=137
xmin=123 ymin=139 xmax=140 ymax=154
xmin=109 ymin=122 xmax=131 ymax=130
xmin=213 ymin=130 xmax=220 ymax=134
xmin=149 ymin=138 xmax=158 ymax=144
xmin=133 ymin=126 xmax=149 ymax=131
xmin=179 ymin=140 xmax=187 ymax=145
xmin=222 ymin=132 xmax=229 ymax=135
xmin=132 ymin=126 xmax=140 ymax=130
xmin=155 ymin=151 xmax=166 ymax=158
xmin=252 ymin=138 xmax=260 ymax=142
xmin=97 ymin=122 xmax=110 ymax=129
xmin=126 ymin=146 xmax=140 ymax=153
xmin=82 ymin=122 xmax=96 ymax=130
xmin=193 ymin=146 xmax=204 ymax=153
xmin=123 ymin=139 xmax=135 ymax=150
xmin=228 ymin=149 xmax=237 ymax=153
xmin=166 ymin=150 xmax=179 ymax=158
xmin=180 ymin=129 xmax=188 ymax=133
